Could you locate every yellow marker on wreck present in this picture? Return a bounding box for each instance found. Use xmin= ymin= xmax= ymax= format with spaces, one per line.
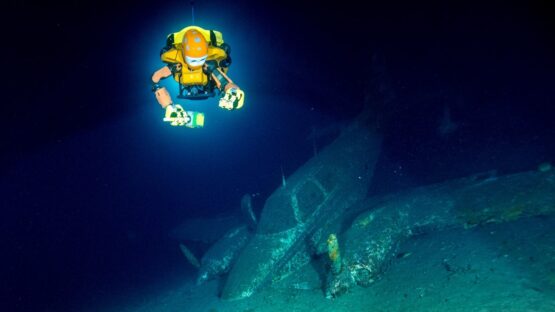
xmin=327 ymin=233 xmax=342 ymax=275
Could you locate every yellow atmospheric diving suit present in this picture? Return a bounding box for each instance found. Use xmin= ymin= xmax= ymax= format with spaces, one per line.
xmin=151 ymin=26 xmax=245 ymax=127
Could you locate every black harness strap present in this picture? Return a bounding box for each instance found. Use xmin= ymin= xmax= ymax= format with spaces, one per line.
xmin=209 ymin=30 xmax=218 ymax=47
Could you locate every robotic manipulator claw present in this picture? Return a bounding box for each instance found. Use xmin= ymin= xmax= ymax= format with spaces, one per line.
xmin=218 ymin=87 xmax=245 ymax=110
xmin=163 ymin=104 xmax=205 ymax=128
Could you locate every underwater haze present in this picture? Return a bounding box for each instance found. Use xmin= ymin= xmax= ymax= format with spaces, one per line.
xmin=2 ymin=0 xmax=555 ymax=311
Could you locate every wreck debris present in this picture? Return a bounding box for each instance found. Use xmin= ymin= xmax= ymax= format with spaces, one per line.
xmin=179 ymin=243 xmax=201 ymax=269
xmin=197 ymin=226 xmax=252 ymax=285
xmin=221 ymin=109 xmax=383 ymax=300
xmin=326 ymin=234 xmax=342 ymax=275
xmin=326 ymin=169 xmax=555 ymax=298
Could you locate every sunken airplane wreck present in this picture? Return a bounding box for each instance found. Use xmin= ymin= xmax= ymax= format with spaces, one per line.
xmin=176 ymin=108 xmax=555 ymax=300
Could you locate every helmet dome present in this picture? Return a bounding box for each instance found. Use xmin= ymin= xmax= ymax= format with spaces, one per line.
xmin=182 ymin=29 xmax=208 ymax=68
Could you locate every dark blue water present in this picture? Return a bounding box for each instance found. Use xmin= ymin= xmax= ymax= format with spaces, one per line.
xmin=2 ymin=1 xmax=554 ymax=311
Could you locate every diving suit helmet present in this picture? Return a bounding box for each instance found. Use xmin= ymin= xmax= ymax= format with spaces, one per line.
xmin=182 ymin=29 xmax=208 ymax=69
